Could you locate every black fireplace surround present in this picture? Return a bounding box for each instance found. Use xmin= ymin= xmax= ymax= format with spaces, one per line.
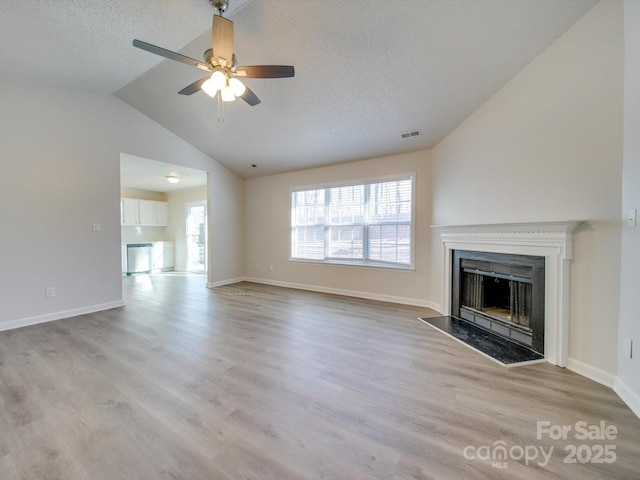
xmin=452 ymin=250 xmax=546 ymax=354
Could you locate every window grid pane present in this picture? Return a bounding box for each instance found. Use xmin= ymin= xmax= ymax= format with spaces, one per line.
xmin=327 ymin=225 xmax=364 ymax=259
xmin=368 ymin=179 xmax=412 ymax=224
xmin=328 ymin=185 xmax=364 ymax=225
xmin=368 ymin=223 xmax=411 ymax=264
xmin=292 ymin=226 xmax=325 ymax=260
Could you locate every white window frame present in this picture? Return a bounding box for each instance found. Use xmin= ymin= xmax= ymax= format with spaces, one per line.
xmin=290 ymin=173 xmax=416 ymax=270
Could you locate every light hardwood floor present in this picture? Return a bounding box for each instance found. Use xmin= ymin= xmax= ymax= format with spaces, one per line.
xmin=0 ymin=275 xmax=639 ymax=479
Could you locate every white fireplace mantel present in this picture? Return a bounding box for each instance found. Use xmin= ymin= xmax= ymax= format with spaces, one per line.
xmin=433 ymin=221 xmax=581 ymax=367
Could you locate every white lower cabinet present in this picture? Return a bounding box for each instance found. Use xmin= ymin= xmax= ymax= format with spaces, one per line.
xmin=121 ymin=244 xmax=128 ymax=274
xmin=152 ymin=242 xmax=174 ymax=271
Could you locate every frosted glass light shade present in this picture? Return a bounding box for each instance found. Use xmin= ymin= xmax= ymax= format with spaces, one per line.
xmin=201 ymin=79 xmax=218 ymax=98
xmin=221 ymin=86 xmax=236 ymax=102
xmin=229 ymin=77 xmax=246 ymax=97
xmin=210 ymin=70 xmax=227 ymax=90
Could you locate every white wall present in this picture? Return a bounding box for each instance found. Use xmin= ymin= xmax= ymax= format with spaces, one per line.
xmin=615 ymin=0 xmax=640 ymax=416
xmin=0 ymin=84 xmax=244 ymax=329
xmin=207 ymin=167 xmax=245 ymax=286
xmin=166 ymin=186 xmax=208 ymax=272
xmin=244 ymin=150 xmax=434 ymax=306
xmin=429 ymin=0 xmax=623 ymax=379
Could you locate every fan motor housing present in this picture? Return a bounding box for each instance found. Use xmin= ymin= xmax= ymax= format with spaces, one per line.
xmin=210 ymin=0 xmax=228 ymax=13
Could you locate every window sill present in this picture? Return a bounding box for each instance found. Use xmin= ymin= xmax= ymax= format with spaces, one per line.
xmin=289 ymin=258 xmax=415 ymax=272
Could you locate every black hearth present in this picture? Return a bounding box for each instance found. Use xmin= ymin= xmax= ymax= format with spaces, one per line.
xmin=452 ymin=250 xmax=545 ymax=354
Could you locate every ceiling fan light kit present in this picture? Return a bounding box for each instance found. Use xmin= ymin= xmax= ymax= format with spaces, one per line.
xmin=200 ymin=70 xmax=246 ymax=102
xmin=132 ymin=0 xmax=294 ymax=115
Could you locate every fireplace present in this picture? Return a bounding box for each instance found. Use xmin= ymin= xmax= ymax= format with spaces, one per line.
xmin=436 ymin=221 xmax=580 ymax=366
xmin=451 ymin=250 xmax=545 ymax=354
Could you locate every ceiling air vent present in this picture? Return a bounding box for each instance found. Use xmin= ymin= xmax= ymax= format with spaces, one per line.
xmin=400 ymin=129 xmax=421 ymax=139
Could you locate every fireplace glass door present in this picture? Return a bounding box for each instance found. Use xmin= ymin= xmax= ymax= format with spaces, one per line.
xmin=462 ymin=271 xmax=532 ymax=329
xmin=452 ymin=250 xmax=545 ymax=354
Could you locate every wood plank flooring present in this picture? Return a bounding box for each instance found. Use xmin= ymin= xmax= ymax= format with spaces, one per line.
xmin=0 ymin=274 xmax=639 ymax=479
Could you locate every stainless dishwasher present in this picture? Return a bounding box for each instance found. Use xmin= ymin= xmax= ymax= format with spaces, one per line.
xmin=126 ymin=243 xmax=153 ymax=275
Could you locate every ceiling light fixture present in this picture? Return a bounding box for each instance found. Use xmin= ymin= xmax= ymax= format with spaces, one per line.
xmin=202 ymin=71 xmax=246 ymax=103
xmin=199 ymin=70 xmax=248 ymax=120
xmin=165 ymin=174 xmax=181 ymax=184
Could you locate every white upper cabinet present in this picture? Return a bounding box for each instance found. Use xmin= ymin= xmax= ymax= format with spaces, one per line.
xmin=121 ymin=198 xmax=139 ymax=225
xmin=121 ymin=198 xmax=168 ymax=226
xmin=156 ymin=202 xmax=169 ymax=226
xmin=138 ymin=200 xmax=157 ymax=225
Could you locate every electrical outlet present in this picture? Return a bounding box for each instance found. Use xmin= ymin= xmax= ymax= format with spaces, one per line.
xmin=628 ymin=209 xmax=637 ymax=228
xmin=45 ymin=287 xmax=56 ymax=298
xmin=416 ymin=277 xmax=423 ymax=287
xmin=269 ymin=264 xmax=274 ymax=271
xmin=624 ymin=338 xmax=633 ymax=359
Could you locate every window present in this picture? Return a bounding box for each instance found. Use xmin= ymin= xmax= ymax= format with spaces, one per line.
xmin=291 ymin=176 xmax=413 ymax=268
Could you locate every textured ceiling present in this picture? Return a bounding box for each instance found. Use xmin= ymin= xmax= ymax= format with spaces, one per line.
xmin=1 ymin=0 xmax=598 ymax=181
xmin=0 ymin=0 xmax=249 ymax=93
xmin=120 ymin=154 xmax=208 ymax=193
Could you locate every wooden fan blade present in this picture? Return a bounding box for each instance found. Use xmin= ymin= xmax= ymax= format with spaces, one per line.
xmin=178 ymin=77 xmax=209 ymax=95
xmin=212 ymin=15 xmax=234 ymax=68
xmin=239 ymin=85 xmax=261 ymax=106
xmin=235 ymin=65 xmax=295 ymax=79
xmin=133 ymin=39 xmax=210 ymax=71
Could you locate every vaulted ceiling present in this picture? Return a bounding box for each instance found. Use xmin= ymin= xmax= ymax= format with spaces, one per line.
xmin=1 ymin=0 xmax=598 ymax=179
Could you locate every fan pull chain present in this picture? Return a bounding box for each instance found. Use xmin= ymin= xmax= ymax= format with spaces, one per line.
xmin=217 ymin=92 xmax=225 ymax=123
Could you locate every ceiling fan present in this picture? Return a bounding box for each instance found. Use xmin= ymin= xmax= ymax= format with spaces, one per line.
xmin=132 ymin=0 xmax=294 ymax=107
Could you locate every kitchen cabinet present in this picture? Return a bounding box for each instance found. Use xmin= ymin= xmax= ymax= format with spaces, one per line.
xmin=156 ymin=202 xmax=169 ymax=226
xmin=152 ymin=242 xmax=174 ymax=271
xmin=121 ymin=199 xmax=139 ymax=226
xmin=121 ymin=244 xmax=128 ymax=274
xmin=138 ymin=200 xmax=157 ymax=225
xmin=122 ymin=242 xmax=173 ymax=274
xmin=121 ymin=198 xmax=169 ymax=226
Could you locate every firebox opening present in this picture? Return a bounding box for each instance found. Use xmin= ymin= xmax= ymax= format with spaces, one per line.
xmin=452 ymin=250 xmax=545 ymax=355
xmin=461 ymin=271 xmax=532 ymax=330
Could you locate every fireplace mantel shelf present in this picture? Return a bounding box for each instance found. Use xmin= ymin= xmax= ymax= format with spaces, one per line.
xmin=433 ymin=221 xmax=583 ymax=260
xmin=431 ymin=220 xmax=582 ymax=234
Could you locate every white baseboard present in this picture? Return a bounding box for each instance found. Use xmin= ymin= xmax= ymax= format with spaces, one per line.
xmin=429 ymin=302 xmax=444 ymax=314
xmin=535 ymin=358 xmax=639 ymax=419
xmin=206 ymin=277 xmax=246 ymax=288
xmin=0 ymin=300 xmax=125 ymax=333
xmin=613 ymin=377 xmax=640 ymax=419
xmin=566 ymin=357 xmax=616 ymax=388
xmin=241 ymin=276 xmax=440 ymax=310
